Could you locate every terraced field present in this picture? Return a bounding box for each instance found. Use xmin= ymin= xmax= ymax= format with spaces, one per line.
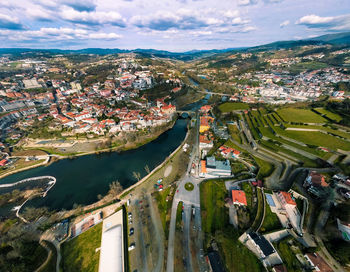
xmin=314 ymin=108 xmax=343 ymax=122
xmin=277 ymin=108 xmax=327 ymax=123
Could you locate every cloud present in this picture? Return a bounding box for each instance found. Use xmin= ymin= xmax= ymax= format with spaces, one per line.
xmin=280 ymin=20 xmax=290 ymax=28
xmin=264 ymin=0 xmax=284 ymax=3
xmin=0 ymin=27 xmax=122 ymax=42
xmin=60 ymin=8 xmax=126 ymax=27
xmin=296 ymin=14 xmax=350 ymax=31
xmin=61 ymin=0 xmax=97 ymax=12
xmin=25 ymin=6 xmax=54 ymax=21
xmin=232 ymin=17 xmax=250 ymax=25
xmin=238 ymin=0 xmax=258 ymax=6
xmin=0 ymin=13 xmax=25 ymax=30
xmin=131 ymin=10 xmax=218 ymax=31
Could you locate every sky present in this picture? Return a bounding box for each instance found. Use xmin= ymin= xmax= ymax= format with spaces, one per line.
xmin=0 ymin=0 xmax=349 ymax=51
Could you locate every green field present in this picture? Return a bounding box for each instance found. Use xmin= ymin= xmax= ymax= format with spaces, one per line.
xmin=277 ymin=108 xmax=327 ymax=123
xmin=154 ymin=187 xmax=173 ymax=235
xmin=278 ymin=130 xmax=350 ymax=151
xmin=260 ymin=197 xmax=282 ymax=233
xmin=218 ymin=102 xmax=249 ymax=113
xmin=275 ymin=238 xmax=303 ymax=272
xmin=314 ymin=108 xmax=342 ymax=122
xmin=228 ymin=124 xmax=242 ymax=143
xmin=62 ymin=223 xmax=102 ymax=272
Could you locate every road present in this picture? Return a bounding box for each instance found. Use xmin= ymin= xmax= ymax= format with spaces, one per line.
xmin=134 ymin=199 xmax=148 ymax=272
xmin=146 ymin=194 xmax=164 ymax=272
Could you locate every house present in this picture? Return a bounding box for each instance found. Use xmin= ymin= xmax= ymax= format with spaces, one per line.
xmin=0 ymin=159 xmax=8 ymax=167
xmin=337 ymin=219 xmax=350 ymax=241
xmin=247 ymin=232 xmax=275 ymax=259
xmin=199 ymin=135 xmax=214 ymax=149
xmin=275 ymin=191 xmax=302 ymax=235
xmin=231 ymin=190 xmax=247 ymax=206
xmin=200 ymin=156 xmax=231 ymax=178
xmin=219 ymin=145 xmax=240 ymax=159
xmin=304 ymin=253 xmax=332 ymax=272
xmin=200 ymin=105 xmax=212 ymax=113
xmin=161 ymin=104 xmax=176 ymax=115
xmin=304 ymin=171 xmax=328 ymax=187
xmin=200 ymin=116 xmax=213 ymax=133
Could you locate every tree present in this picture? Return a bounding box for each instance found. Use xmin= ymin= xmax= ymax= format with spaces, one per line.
xmin=132 ymin=171 xmax=141 ymax=181
xmin=144 ymin=165 xmax=150 ymax=174
xmin=108 ymin=181 xmax=123 ymax=198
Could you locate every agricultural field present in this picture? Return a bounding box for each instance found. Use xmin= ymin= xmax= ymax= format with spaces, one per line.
xmin=277 ymin=108 xmax=327 ymax=123
xmin=218 ymin=102 xmax=250 ymax=113
xmin=314 ymin=108 xmax=343 ymax=122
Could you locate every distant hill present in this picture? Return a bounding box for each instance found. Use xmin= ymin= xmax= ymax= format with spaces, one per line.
xmin=308 ymin=32 xmax=350 ymax=45
xmin=1 ymin=32 xmax=349 ymax=60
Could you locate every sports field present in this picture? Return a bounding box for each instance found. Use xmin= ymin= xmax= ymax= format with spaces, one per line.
xmin=277 ymin=108 xmax=326 ymax=123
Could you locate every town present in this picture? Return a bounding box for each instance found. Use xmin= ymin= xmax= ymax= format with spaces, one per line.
xmin=0 ymin=36 xmax=350 ymax=272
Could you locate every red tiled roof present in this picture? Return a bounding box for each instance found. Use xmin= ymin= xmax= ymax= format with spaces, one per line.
xmin=232 ymin=190 xmax=247 ymax=206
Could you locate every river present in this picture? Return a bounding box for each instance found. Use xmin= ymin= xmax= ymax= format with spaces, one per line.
xmin=0 ymin=119 xmax=188 ymax=211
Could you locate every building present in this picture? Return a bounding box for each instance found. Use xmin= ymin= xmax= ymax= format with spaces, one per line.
xmin=200 ymin=156 xmax=231 ymax=178
xmin=200 ymin=116 xmax=213 ymax=133
xmin=98 ymin=209 xmax=124 ymax=272
xmin=275 ymin=191 xmax=302 ymax=235
xmin=304 ymin=253 xmax=332 ymax=272
xmin=304 ymin=171 xmax=328 ymax=187
xmin=231 ymin=190 xmax=247 ymax=206
xmin=22 ymin=78 xmax=41 ymax=89
xmin=337 ymin=219 xmax=350 ymax=241
xmin=247 ymin=232 xmax=275 ymax=259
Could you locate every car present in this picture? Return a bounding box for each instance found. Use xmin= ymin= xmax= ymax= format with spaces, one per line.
xmin=128 ymin=212 xmax=132 ymax=217
xmin=128 ymin=220 xmax=133 ymax=225
xmin=129 ymin=227 xmax=134 ymax=236
xmin=128 ymin=243 xmax=136 ymax=251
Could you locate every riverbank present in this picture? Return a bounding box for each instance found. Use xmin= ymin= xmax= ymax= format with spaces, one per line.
xmin=1 ymin=120 xmax=177 ymax=181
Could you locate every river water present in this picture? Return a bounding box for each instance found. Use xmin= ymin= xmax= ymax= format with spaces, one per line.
xmin=0 ymin=119 xmax=188 ymax=211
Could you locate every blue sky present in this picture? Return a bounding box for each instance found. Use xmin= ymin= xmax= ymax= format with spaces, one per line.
xmin=0 ymin=0 xmax=349 ymax=51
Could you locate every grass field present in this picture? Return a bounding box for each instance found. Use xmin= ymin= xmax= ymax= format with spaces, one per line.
xmin=314 ymin=108 xmax=342 ymax=122
xmin=200 ymin=180 xmax=262 ymax=272
xmin=228 ymin=124 xmax=242 ymax=144
xmin=218 ymin=102 xmax=249 ymax=113
xmin=62 ymin=223 xmax=102 ymax=272
xmin=278 ymin=130 xmax=350 ymax=151
xmin=275 ymin=238 xmax=303 ymax=272
xmin=253 ymin=156 xmax=274 ymax=180
xmin=277 ymin=108 xmax=326 ymax=123
xmin=260 ymin=197 xmax=282 ymax=233
xmin=154 ymin=187 xmax=173 ymax=236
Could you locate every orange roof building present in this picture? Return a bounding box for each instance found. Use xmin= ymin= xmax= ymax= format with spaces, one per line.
xmin=232 ymin=190 xmax=247 ymax=206
xmin=201 ymin=160 xmax=207 ymax=174
xmin=277 ymin=191 xmax=296 ymax=206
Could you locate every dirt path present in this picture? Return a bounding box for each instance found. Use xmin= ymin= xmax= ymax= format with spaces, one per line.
xmin=35 ymin=240 xmax=52 ymax=272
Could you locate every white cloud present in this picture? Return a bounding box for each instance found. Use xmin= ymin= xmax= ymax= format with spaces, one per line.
xmin=296 ymin=14 xmax=350 ymax=31
xmin=238 ymin=0 xmax=258 ymax=6
xmin=60 ymin=8 xmax=126 ymax=27
xmin=0 ymin=13 xmax=25 ymax=30
xmin=280 ymin=20 xmax=290 ymax=28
